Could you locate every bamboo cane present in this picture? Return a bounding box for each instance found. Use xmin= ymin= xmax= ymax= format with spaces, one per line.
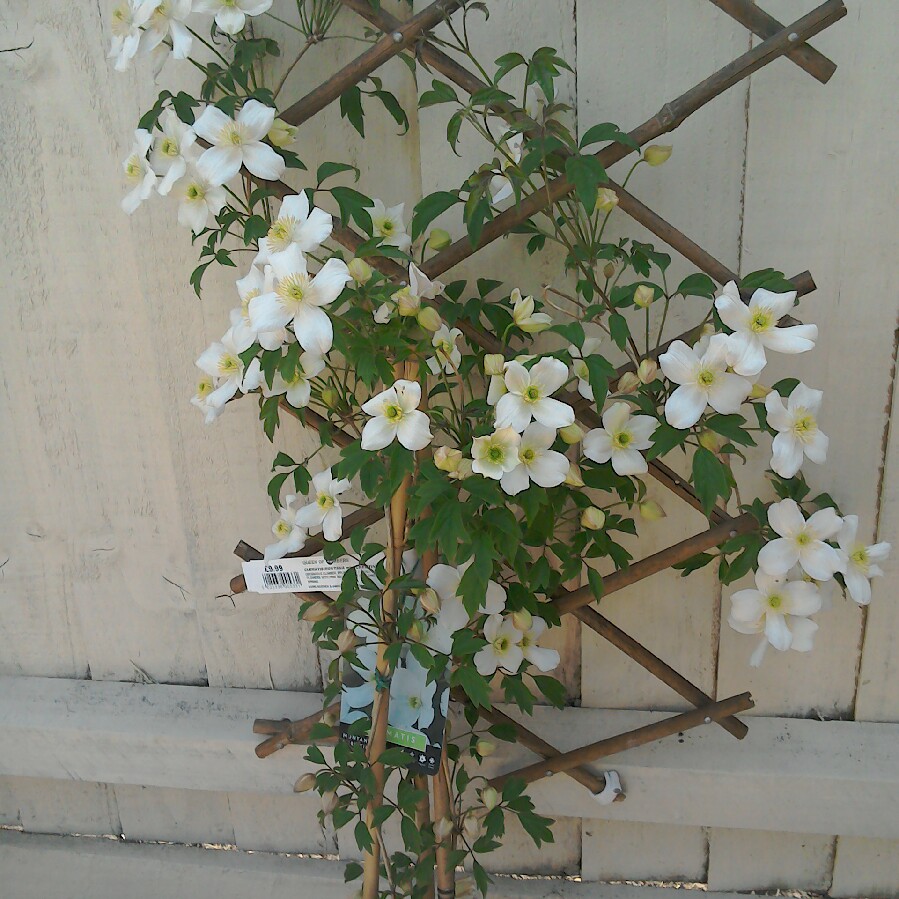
xmin=419 ymin=0 xmax=847 ymax=279
xmin=488 ymin=692 xmax=754 ymax=791
xmin=706 ymin=0 xmax=837 ymax=83
xmin=280 ymin=0 xmax=466 ymax=127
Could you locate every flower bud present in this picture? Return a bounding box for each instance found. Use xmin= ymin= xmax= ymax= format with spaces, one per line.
xmin=639 ymin=499 xmax=667 ymax=521
xmin=294 ymin=772 xmax=317 ymax=793
xmin=408 ymin=620 xmax=426 ymax=642
xmin=565 ymin=462 xmax=585 ymax=488
xmin=595 ymin=187 xmax=619 ymax=213
xmin=559 ymin=422 xmax=584 ymax=445
xmin=321 ymin=790 xmax=339 ymax=814
xmin=637 ymin=358 xmax=658 ymax=384
xmin=484 ymin=353 xmax=506 ymax=376
xmin=700 ymin=322 xmax=716 ymax=338
xmin=320 ymin=387 xmax=339 ymax=409
xmin=418 ymin=586 xmax=441 ymax=615
xmin=462 ymin=812 xmax=482 ymax=841
xmin=750 ymin=383 xmax=771 ymax=399
xmin=322 ymin=708 xmax=338 ymax=727
xmin=511 ymin=609 xmax=532 ymax=632
xmin=347 ymin=257 xmax=372 ymax=283
xmin=267 ymin=117 xmax=297 ymax=148
xmin=617 ymin=372 xmax=641 ymax=394
xmin=581 ymin=506 xmax=606 ymax=530
xmin=427 ymin=228 xmax=452 ymax=250
xmin=302 ymin=600 xmax=332 ymax=622
xmin=434 ymin=446 xmax=462 ymax=473
xmin=336 ymin=628 xmax=356 ymax=654
xmin=602 ymin=262 xmax=616 ymax=280
xmin=416 ymin=305 xmax=442 ymax=332
xmin=698 ymin=429 xmax=723 ymax=452
xmin=395 ymin=287 xmax=420 ymax=317
xmin=480 ymin=787 xmax=500 ymax=811
xmin=643 ymin=144 xmax=672 ymax=166
xmin=449 ymin=459 xmax=473 ymax=481
xmin=475 ymin=739 xmax=496 ymax=757
xmin=433 ymin=816 xmax=454 ymax=841
xmin=633 ymin=285 xmax=655 ymax=308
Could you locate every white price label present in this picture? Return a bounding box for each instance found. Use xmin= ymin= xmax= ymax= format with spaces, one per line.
xmin=242 ymin=554 xmax=358 ymax=594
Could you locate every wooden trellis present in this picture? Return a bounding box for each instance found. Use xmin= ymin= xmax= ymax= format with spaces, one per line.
xmin=227 ymin=0 xmax=847 ymax=893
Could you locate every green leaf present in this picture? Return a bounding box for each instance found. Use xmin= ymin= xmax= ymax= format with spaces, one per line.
xmin=243 ymin=214 xmax=269 ymax=244
xmin=339 ymin=85 xmax=365 ymax=137
xmin=609 ymin=312 xmax=630 ymax=351
xmin=579 ymin=121 xmax=638 ymax=151
xmin=585 ymin=354 xmax=615 ymax=410
xmin=707 ymin=413 xmax=756 ymax=447
xmin=267 ymin=471 xmax=289 ymax=507
xmin=672 ymin=551 xmax=716 ymax=576
xmin=331 ymin=186 xmax=374 ymax=234
xmin=647 ymin=421 xmax=688 ymax=459
xmin=343 ymin=862 xmax=363 ymax=883
xmin=533 ymin=675 xmax=566 ymax=708
xmin=494 ymin=51 xmax=526 ymax=83
xmin=677 ymin=272 xmax=717 ymax=298
xmin=316 ymin=161 xmax=358 ymax=185
xmin=411 ymin=190 xmax=459 ymax=242
xmin=271 ymin=451 xmax=295 ymax=470
xmin=371 ymin=87 xmax=409 ymax=133
xmin=691 ymin=447 xmax=731 ymax=517
xmin=587 ymin=567 xmax=604 ymax=603
xmin=419 ymin=78 xmax=459 ymax=108
xmin=564 ymin=154 xmax=607 ymax=209
xmin=452 ymin=665 xmax=491 ymax=709
xmin=354 ymin=820 xmax=373 ymax=854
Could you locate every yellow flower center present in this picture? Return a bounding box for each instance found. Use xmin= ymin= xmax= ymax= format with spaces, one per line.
xmin=523 ymin=385 xmax=541 ymax=403
xmin=612 ymin=430 xmax=632 ymax=449
xmin=161 ymin=137 xmax=178 ymax=157
xmin=408 ymin=695 xmax=422 ymax=710
xmin=186 ymin=182 xmax=205 ymax=201
xmin=317 ymin=494 xmax=334 ymax=510
xmin=277 ymin=273 xmax=311 ymax=308
xmin=220 ymin=121 xmax=246 ymax=147
xmin=851 ymin=546 xmax=869 ymax=569
xmin=383 ymin=403 xmax=404 ymax=422
xmin=750 ymin=308 xmax=773 ymax=333
xmin=274 ymin=520 xmax=291 ymax=537
xmin=124 ymin=155 xmax=142 ymax=181
xmin=197 ymin=378 xmax=214 ymax=398
xmin=379 ymin=220 xmax=394 ymax=235
xmin=521 ymin=447 xmax=536 ymax=464
xmin=792 ymin=410 xmax=817 ymax=439
xmin=487 ymin=445 xmax=505 ymax=464
xmin=218 ymin=354 xmax=240 ymax=376
xmin=795 ymin=531 xmax=811 ymax=547
xmin=767 ymin=593 xmax=783 ymax=610
xmin=492 ymin=636 xmax=510 ymax=654
xmin=267 ymin=218 xmax=297 ymax=252
xmin=698 ymin=368 xmax=716 ymax=387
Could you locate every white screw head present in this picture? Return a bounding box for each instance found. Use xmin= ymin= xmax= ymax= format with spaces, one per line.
xmin=392 ymin=31 xmax=403 ymax=43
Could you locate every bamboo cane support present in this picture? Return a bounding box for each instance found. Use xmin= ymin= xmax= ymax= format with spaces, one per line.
xmin=488 ymin=692 xmax=754 ymax=791
xmin=280 ymin=0 xmax=466 ymax=127
xmin=419 ymin=0 xmax=847 ymax=279
xmin=707 ymin=0 xmax=838 ymax=83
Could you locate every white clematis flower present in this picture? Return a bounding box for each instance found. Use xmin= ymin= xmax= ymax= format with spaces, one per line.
xmin=583 ymin=402 xmax=658 ymax=476
xmin=134 ymin=0 xmax=193 ymax=59
xmin=173 ymin=156 xmax=227 ymax=233
xmin=259 ymin=193 xmax=333 ymax=261
xmin=757 ymin=498 xmax=843 ymax=581
xmin=340 ymin=644 xmax=377 ymax=724
xmin=474 ymin=615 xmax=524 ymax=676
xmin=229 ymin=265 xmax=289 ymax=351
xmin=121 ymin=129 xmax=157 ymax=214
xmin=370 ymin=199 xmax=411 ymax=250
xmin=294 ymin=468 xmax=351 ymax=542
xmin=518 ymin=616 xmax=561 ymax=672
xmin=427 ymin=325 xmax=463 ymax=375
xmin=264 ymin=502 xmax=307 ymax=560
xmin=109 ymin=1 xmax=143 ymax=71
xmin=194 ymin=0 xmax=273 ymax=35
xmin=511 ymin=288 xmax=552 ymax=333
xmin=471 ymin=428 xmax=521 ymax=481
xmin=490 ymin=133 xmax=524 ymax=205
xmin=569 ymin=337 xmax=604 ymax=401
xmin=423 ymin=562 xmax=507 ymax=654
xmin=195 ymin=329 xmax=263 ymax=408
xmin=249 ymin=244 xmax=351 ymax=355
xmin=263 ymin=352 xmax=324 ymax=408
xmin=193 ymin=100 xmax=285 ymax=185
xmin=728 ymin=569 xmax=822 ymax=658
xmin=495 ymin=358 xmax=574 ymax=432
xmin=714 ymin=280 xmax=818 ymax=377
xmin=149 ymin=109 xmax=197 ymax=195
xmin=500 ymin=423 xmax=569 ymax=496
xmin=190 ymin=375 xmax=224 ymax=424
xmin=361 ymin=379 xmax=432 ymax=451
xmin=836 ymin=515 xmax=890 ymax=606
xmin=764 ymin=382 xmax=829 ymax=478
xmin=659 ymin=335 xmax=752 ymax=429
xmin=389 ymin=654 xmax=437 ymax=731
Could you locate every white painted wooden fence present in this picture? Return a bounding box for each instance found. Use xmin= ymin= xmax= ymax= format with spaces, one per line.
xmin=1 ymin=0 xmax=898 ymax=895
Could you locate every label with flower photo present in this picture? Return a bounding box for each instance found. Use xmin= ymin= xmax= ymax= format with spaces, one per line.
xmin=339 ymin=645 xmax=448 ymax=776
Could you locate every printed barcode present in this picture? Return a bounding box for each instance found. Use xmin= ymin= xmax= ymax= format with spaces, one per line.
xmin=262 ymin=571 xmax=304 ymax=589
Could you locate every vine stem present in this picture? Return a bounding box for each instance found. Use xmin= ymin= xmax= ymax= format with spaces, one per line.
xmin=361 ymin=360 xmax=413 ymax=899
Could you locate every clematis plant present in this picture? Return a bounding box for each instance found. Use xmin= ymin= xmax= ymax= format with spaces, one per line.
xmin=110 ymin=4 xmax=888 ymax=896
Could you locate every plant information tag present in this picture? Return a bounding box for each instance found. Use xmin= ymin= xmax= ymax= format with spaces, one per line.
xmin=242 ymin=555 xmax=358 ymax=594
